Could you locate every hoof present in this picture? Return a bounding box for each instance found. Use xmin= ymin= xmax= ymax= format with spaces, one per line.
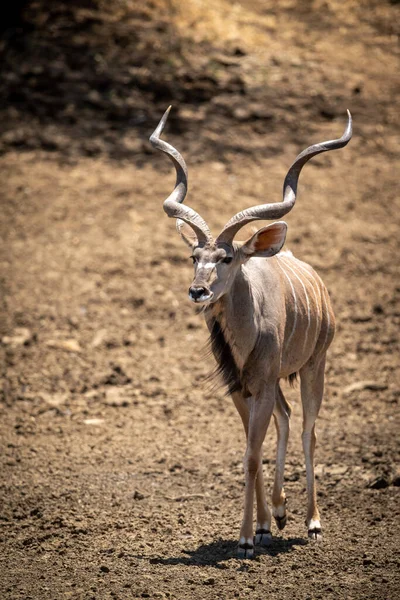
xmin=237 ymin=538 xmax=254 ymax=559
xmin=255 ymin=528 xmax=272 ymax=546
xmin=307 ymin=519 xmax=322 ymax=541
xmin=308 ymin=527 xmax=323 ymax=541
xmin=274 ymin=514 xmax=287 ymax=531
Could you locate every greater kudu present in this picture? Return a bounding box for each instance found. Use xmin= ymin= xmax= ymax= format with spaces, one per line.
xmin=150 ymin=107 xmax=352 ymax=558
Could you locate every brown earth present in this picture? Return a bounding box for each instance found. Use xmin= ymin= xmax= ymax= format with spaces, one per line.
xmin=1 ymin=1 xmax=400 ymax=599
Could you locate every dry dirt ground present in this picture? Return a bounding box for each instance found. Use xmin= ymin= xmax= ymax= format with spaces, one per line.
xmin=1 ymin=1 xmax=399 ymax=599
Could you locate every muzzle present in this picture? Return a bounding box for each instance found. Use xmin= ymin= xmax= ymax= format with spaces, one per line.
xmin=188 ymin=286 xmax=214 ymax=303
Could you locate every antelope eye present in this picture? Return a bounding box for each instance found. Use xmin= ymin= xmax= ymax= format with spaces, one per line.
xmin=223 ymin=257 xmax=233 ymax=264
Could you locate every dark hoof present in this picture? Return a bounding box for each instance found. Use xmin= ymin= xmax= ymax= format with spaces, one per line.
xmin=237 ymin=541 xmax=255 ymax=559
xmin=274 ymin=514 xmax=287 ymax=531
xmin=255 ymin=528 xmax=272 ymax=546
xmin=308 ymin=527 xmax=322 ymax=541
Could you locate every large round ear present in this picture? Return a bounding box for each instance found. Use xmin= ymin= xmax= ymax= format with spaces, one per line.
xmin=241 ymin=221 xmax=287 ymax=258
xmin=176 ymin=219 xmax=199 ymax=248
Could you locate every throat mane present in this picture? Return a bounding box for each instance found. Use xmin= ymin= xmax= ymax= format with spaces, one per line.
xmin=208 ymin=316 xmax=242 ymax=395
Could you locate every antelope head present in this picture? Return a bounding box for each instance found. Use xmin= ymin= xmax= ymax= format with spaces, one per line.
xmin=150 ymin=106 xmax=352 ymax=304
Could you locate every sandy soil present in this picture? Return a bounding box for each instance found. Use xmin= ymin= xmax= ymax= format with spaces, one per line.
xmin=1 ymin=1 xmax=399 ymax=598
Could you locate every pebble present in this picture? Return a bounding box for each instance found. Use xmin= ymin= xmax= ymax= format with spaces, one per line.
xmin=368 ymin=476 xmax=390 ymax=490
xmin=133 ymin=490 xmax=145 ymax=500
xmin=327 ymin=465 xmax=348 ymax=477
xmin=343 ymin=381 xmax=388 ymax=395
xmin=45 ymin=339 xmax=82 ymax=353
xmin=2 ymin=327 xmax=32 ymax=347
xmin=104 ymin=387 xmax=130 ymax=407
xmin=40 ymin=392 xmax=68 ymax=407
xmin=83 ymin=418 xmax=104 ymax=426
xmin=91 ymin=329 xmax=108 ymax=348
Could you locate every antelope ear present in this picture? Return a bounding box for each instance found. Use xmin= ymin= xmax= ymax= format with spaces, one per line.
xmin=241 ymin=221 xmax=287 ymax=258
xmin=176 ymin=219 xmax=198 ymax=248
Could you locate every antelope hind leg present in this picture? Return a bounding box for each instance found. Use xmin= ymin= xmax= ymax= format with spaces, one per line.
xmin=271 ymin=384 xmax=291 ymax=531
xmin=300 ymin=355 xmax=326 ymax=541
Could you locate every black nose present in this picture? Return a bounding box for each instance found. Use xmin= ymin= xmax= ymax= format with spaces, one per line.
xmin=189 ymin=286 xmax=207 ymax=300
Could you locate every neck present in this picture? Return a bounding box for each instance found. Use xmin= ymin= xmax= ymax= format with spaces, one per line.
xmin=205 ymin=266 xmax=255 ymax=372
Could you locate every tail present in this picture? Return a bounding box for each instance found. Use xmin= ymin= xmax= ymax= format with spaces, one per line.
xmin=287 ymin=372 xmax=298 ymax=387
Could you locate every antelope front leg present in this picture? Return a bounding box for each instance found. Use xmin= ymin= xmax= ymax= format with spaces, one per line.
xmin=232 ymin=392 xmax=272 ymax=551
xmin=238 ymin=386 xmax=275 ymax=558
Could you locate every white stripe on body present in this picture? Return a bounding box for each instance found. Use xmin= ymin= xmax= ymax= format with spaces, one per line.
xmin=289 ymin=257 xmax=331 ymax=351
xmin=320 ymin=285 xmax=331 ymax=349
xmin=276 ymin=259 xmax=298 ymax=348
xmin=280 ymin=255 xmax=322 ymax=351
xmin=278 ymin=255 xmax=311 ymax=352
xmin=297 ymin=261 xmax=331 ymax=350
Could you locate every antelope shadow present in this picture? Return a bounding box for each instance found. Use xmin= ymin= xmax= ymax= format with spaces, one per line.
xmin=143 ymin=536 xmax=308 ymax=568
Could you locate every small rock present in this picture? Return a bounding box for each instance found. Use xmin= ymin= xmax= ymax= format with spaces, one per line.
xmin=343 ymin=381 xmax=388 ymax=395
xmin=83 ymin=418 xmax=104 ymax=426
xmin=91 ymin=329 xmax=108 ymax=348
xmin=104 ymin=387 xmax=130 ymax=407
xmin=233 ymin=106 xmax=252 ymax=121
xmin=40 ymin=392 xmax=68 ymax=407
xmin=203 ymin=577 xmax=216 ymax=586
xmin=46 ymin=339 xmax=82 ymax=353
xmin=351 ymin=314 xmax=372 ymax=323
xmin=210 ymin=161 xmax=226 ymax=172
xmin=368 ymin=476 xmax=390 ymax=490
xmin=327 ymin=465 xmax=348 ymax=477
xmin=133 ymin=490 xmax=145 ymax=500
xmin=2 ymin=327 xmax=32 ymax=347
xmin=99 ymin=565 xmax=110 ymax=573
